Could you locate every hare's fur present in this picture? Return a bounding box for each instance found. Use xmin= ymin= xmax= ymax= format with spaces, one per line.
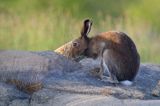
xmin=86 ymin=31 xmax=140 ymax=85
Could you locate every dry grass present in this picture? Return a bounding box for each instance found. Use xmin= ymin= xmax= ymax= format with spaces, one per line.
xmin=0 ymin=12 xmax=160 ymax=63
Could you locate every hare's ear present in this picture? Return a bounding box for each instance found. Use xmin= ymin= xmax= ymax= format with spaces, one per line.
xmin=81 ymin=19 xmax=92 ymax=38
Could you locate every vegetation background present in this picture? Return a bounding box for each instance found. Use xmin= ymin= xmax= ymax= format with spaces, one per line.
xmin=0 ymin=0 xmax=160 ymax=63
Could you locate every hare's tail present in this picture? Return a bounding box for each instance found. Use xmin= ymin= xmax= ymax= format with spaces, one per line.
xmin=120 ymin=80 xmax=133 ymax=86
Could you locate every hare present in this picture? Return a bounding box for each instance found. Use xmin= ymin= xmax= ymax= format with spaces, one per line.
xmin=55 ymin=19 xmax=140 ymax=85
xmin=55 ymin=19 xmax=92 ymax=61
xmin=79 ymin=19 xmax=140 ymax=86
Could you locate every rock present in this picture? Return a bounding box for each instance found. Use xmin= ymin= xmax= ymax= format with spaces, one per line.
xmin=0 ymin=50 xmax=49 ymax=72
xmin=9 ymin=99 xmax=29 ymax=106
xmin=0 ymin=82 xmax=29 ymax=106
xmin=0 ymin=51 xmax=49 ymax=84
xmin=0 ymin=50 xmax=160 ymax=105
xmin=152 ymin=80 xmax=160 ymax=97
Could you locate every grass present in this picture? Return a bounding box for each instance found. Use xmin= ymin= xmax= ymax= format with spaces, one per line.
xmin=0 ymin=12 xmax=160 ymax=63
xmin=0 ymin=0 xmax=160 ymax=63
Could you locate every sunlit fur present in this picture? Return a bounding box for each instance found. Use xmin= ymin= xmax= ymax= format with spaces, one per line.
xmin=55 ymin=37 xmax=88 ymax=60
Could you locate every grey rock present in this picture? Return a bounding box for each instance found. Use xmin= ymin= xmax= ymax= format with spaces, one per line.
xmin=0 ymin=50 xmax=159 ymax=106
xmin=0 ymin=50 xmax=49 ymax=85
xmin=0 ymin=82 xmax=29 ymax=106
xmin=152 ymin=80 xmax=160 ymax=97
xmin=9 ymin=99 xmax=29 ymax=106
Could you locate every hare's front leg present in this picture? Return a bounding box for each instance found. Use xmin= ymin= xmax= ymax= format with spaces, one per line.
xmin=101 ymin=59 xmax=119 ymax=84
xmin=89 ymin=59 xmax=105 ymax=79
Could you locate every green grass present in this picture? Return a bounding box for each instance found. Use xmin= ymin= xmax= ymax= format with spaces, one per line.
xmin=0 ymin=0 xmax=160 ymax=63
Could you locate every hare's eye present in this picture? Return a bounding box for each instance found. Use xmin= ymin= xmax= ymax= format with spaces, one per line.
xmin=72 ymin=42 xmax=79 ymax=47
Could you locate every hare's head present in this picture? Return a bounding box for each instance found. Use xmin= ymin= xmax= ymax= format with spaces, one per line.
xmin=71 ymin=19 xmax=92 ymax=58
xmin=55 ymin=19 xmax=92 ymax=60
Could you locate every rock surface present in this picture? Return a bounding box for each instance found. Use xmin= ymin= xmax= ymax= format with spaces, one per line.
xmin=0 ymin=50 xmax=160 ymax=106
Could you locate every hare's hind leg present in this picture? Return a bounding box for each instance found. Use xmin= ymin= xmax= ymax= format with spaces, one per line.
xmin=109 ymin=73 xmax=119 ymax=84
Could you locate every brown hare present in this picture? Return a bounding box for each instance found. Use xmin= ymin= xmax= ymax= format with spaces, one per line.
xmin=55 ymin=19 xmax=140 ymax=86
xmin=81 ymin=19 xmax=140 ymax=86
xmin=55 ymin=19 xmax=92 ymax=61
